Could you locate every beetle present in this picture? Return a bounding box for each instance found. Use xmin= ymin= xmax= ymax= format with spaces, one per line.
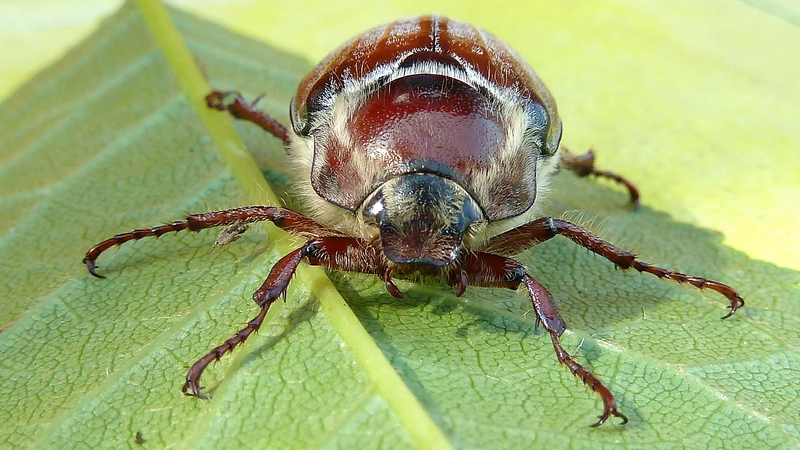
xmin=83 ymin=15 xmax=744 ymax=427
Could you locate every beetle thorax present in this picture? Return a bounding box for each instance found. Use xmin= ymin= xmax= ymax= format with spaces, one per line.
xmin=288 ymin=16 xmax=563 ymax=260
xmin=311 ymin=69 xmax=547 ymax=216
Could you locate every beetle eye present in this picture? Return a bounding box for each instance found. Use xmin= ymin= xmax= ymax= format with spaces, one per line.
xmin=462 ymin=196 xmax=480 ymax=226
xmin=363 ymin=194 xmax=384 ymax=225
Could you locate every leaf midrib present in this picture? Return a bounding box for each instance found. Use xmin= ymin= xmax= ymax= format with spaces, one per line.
xmin=134 ymin=1 xmax=452 ymax=448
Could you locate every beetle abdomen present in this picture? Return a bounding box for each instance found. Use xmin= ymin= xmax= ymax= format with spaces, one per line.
xmin=293 ymin=16 xmax=558 ymax=128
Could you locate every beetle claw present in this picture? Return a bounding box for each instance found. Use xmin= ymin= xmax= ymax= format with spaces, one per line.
xmin=385 ymin=279 xmax=404 ymax=298
xmin=590 ymin=405 xmax=629 ymax=427
xmin=181 ymin=379 xmax=209 ymax=400
xmin=83 ymin=257 xmax=106 ymax=279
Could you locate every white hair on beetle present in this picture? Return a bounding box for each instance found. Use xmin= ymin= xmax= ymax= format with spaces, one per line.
xmin=288 ymin=57 xmax=560 ymax=246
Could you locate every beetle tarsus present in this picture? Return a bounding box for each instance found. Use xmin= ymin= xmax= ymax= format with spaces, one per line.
xmin=183 ymin=293 xmax=274 ymax=399
xmin=204 ymin=90 xmax=239 ymax=111
xmin=83 ymin=256 xmax=105 ymax=279
xmin=629 ymin=260 xmax=744 ymax=318
xmin=548 ymin=331 xmax=629 ymax=428
xmin=181 ymin=378 xmax=208 ymax=399
xmin=591 ymin=406 xmax=629 ymax=428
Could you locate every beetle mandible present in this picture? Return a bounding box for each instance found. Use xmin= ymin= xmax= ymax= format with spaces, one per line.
xmin=84 ymin=15 xmax=744 ymax=427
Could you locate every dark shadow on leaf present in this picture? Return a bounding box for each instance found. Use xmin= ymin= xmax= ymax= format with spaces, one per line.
xmin=328 ymin=274 xmax=453 ymax=431
xmin=213 ymin=296 xmax=321 ymax=398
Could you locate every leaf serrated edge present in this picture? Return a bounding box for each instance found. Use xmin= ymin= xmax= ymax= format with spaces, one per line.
xmin=135 ymin=0 xmax=453 ymax=448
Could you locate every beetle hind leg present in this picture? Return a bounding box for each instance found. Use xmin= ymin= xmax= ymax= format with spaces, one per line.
xmin=559 ymin=147 xmax=640 ymax=208
xmin=205 ymin=90 xmax=292 ymax=146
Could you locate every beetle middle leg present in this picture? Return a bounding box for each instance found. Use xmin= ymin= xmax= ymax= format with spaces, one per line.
xmin=458 ymin=251 xmax=628 ymax=426
xmin=559 ymin=147 xmax=640 ymax=208
xmin=482 ymin=217 xmax=744 ymax=318
xmin=83 ymin=206 xmax=333 ymax=277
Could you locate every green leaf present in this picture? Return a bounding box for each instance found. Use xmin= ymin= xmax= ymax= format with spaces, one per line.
xmin=1 ymin=1 xmax=798 ymax=449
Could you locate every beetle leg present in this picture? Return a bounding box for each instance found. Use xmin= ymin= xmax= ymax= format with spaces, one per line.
xmin=83 ymin=206 xmax=332 ymax=277
xmin=206 ymin=90 xmax=292 ymax=146
xmin=183 ymin=236 xmax=383 ymax=397
xmin=182 ymin=243 xmax=311 ymax=398
xmin=521 ymin=274 xmax=628 ymax=427
xmin=559 ymin=147 xmax=640 ymax=208
xmin=382 ymin=267 xmax=405 ymax=299
xmin=482 ymin=217 xmax=744 ymax=318
xmin=460 ymin=251 xmax=627 ymax=426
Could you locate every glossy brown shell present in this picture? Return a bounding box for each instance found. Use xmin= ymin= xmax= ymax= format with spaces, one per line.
xmin=291 ymin=16 xmax=562 ymax=221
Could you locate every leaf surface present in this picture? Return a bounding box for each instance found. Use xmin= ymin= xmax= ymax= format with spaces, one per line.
xmin=0 ymin=1 xmax=798 ymax=449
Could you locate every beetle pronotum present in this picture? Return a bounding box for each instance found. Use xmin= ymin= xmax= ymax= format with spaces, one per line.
xmin=84 ymin=16 xmax=743 ymax=426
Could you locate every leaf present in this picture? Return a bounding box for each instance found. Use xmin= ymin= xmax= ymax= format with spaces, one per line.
xmin=1 ymin=1 xmax=799 ymax=449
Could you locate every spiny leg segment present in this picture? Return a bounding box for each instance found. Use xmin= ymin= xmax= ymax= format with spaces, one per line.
xmin=82 ymin=206 xmax=332 ymax=278
xmin=482 ymin=217 xmax=744 ymax=318
xmin=205 ymin=91 xmax=292 ymax=146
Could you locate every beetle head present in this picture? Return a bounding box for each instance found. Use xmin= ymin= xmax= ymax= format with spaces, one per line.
xmin=362 ymin=173 xmax=481 ymax=267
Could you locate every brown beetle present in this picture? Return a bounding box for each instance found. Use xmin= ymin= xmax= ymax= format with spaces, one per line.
xmin=84 ymin=16 xmax=743 ymax=427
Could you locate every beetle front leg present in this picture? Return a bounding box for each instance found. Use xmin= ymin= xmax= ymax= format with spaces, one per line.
xmin=559 ymin=147 xmax=640 ymax=208
xmin=482 ymin=217 xmax=744 ymax=318
xmin=182 ymin=302 xmax=270 ymax=399
xmin=459 ymin=252 xmax=628 ymax=426
xmin=205 ymin=90 xmax=292 ymax=146
xmin=182 ymin=242 xmax=312 ymax=398
xmin=521 ymin=273 xmax=628 ymax=427
xmin=183 ymin=236 xmax=383 ymax=397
